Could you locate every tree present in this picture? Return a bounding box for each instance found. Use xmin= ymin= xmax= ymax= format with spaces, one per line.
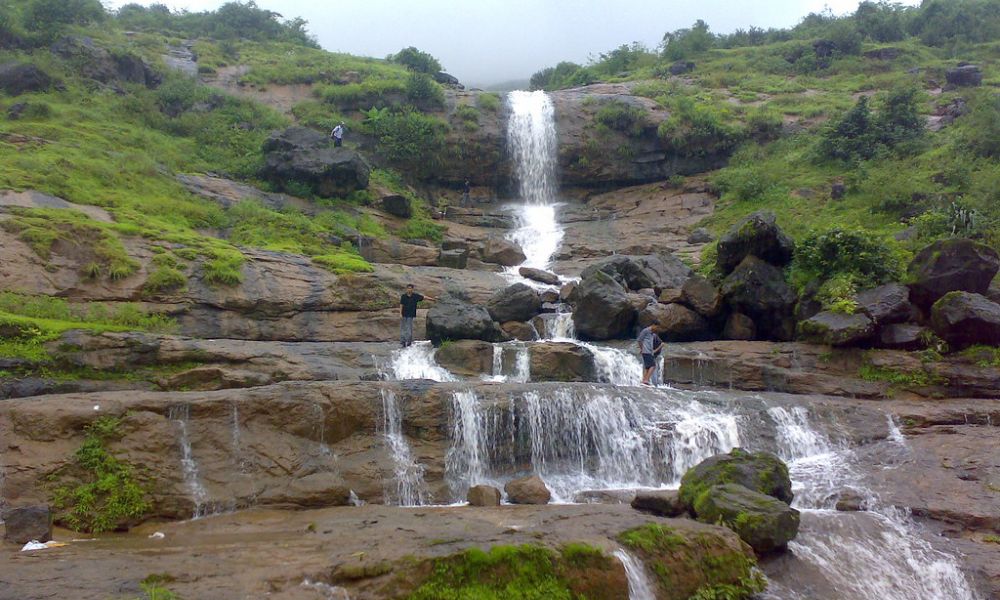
xmin=819 ymin=96 xmax=877 ymax=161
xmin=24 ymin=0 xmax=105 ymax=38
xmin=661 ymin=19 xmax=715 ymax=60
xmin=389 ymin=47 xmax=442 ymax=74
xmin=854 ymin=1 xmax=907 ymax=42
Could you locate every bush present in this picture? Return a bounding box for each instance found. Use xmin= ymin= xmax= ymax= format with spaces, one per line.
xmin=661 ymin=20 xmax=715 ymax=60
xmin=389 ymin=46 xmax=442 ymax=74
xmin=364 ymin=107 xmax=448 ymax=177
xmin=746 ymin=107 xmax=783 ymax=139
xmin=955 ymin=92 xmax=1000 ymax=159
xmin=657 ymin=97 xmax=744 ymax=157
xmin=819 ymin=87 xmax=922 ymax=162
xmin=477 ymin=92 xmax=501 ymax=112
xmin=405 ymin=72 xmax=445 ymax=110
xmin=530 ymin=62 xmax=596 ymax=91
xmin=23 ymin=0 xmax=105 ymax=39
xmin=317 ymin=79 xmax=407 ymax=111
xmin=595 ymin=100 xmax=648 ymax=136
xmin=791 ymin=227 xmax=905 ymax=292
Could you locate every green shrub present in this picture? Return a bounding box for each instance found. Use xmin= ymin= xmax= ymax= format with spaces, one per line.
xmin=455 ymin=104 xmax=480 ymax=131
xmin=791 ymin=227 xmax=905 ymax=292
xmin=51 ymin=416 xmax=151 ymax=533
xmin=595 ymin=100 xmax=648 ymax=136
xmin=819 ymin=86 xmax=923 ymax=162
xmin=477 ymin=92 xmax=501 ymax=112
xmin=661 ymin=20 xmax=715 ymax=60
xmin=363 ymin=107 xmax=448 ymax=177
xmin=955 ymin=92 xmax=1000 ymax=159
xmin=23 ymin=0 xmax=105 ymax=39
xmin=389 ymin=46 xmax=442 ymax=74
xmin=203 ymin=248 xmax=245 ymax=286
xmin=143 ymin=266 xmax=187 ymax=294
xmin=657 ymin=96 xmax=744 ymax=157
xmin=317 ymin=79 xmax=407 ymax=111
xmin=311 ymin=250 xmax=373 ymax=274
xmin=746 ymin=107 xmax=783 ymax=139
xmin=405 ymin=72 xmax=445 ymax=110
xmin=398 ymin=214 xmax=445 ymax=242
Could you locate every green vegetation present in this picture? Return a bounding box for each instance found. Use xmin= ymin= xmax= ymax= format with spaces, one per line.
xmin=405 ymin=544 xmax=622 ymax=600
xmin=595 ymin=100 xmax=649 ymax=137
xmin=51 ymin=416 xmax=151 ymax=532
xmin=958 ymin=345 xmax=1000 ymax=368
xmin=477 ymin=92 xmax=502 ymax=112
xmin=364 ymin=108 xmax=450 ymax=178
xmin=984 ymin=534 xmax=1000 ymax=544
xmin=389 ymin=46 xmax=443 ymax=74
xmin=859 ymin=363 xmax=945 ymax=387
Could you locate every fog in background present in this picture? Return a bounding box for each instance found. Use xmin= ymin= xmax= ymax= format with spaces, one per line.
xmin=106 ymin=0 xmax=921 ymax=88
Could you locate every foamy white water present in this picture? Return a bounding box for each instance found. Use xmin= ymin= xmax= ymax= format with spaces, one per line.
xmin=380 ymin=389 xmax=429 ymax=506
xmin=614 ymin=549 xmax=657 ymax=600
xmin=168 ymin=404 xmax=210 ymax=519
xmin=384 ymin=342 xmax=456 ymax=382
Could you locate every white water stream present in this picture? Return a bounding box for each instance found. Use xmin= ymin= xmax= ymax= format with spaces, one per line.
xmin=614 ymin=549 xmax=657 ymax=600
xmin=168 ymin=404 xmax=210 ymax=519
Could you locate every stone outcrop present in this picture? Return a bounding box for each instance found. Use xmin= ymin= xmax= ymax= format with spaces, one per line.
xmin=856 ymin=283 xmax=914 ymax=325
xmin=426 ymin=297 xmax=501 ymax=345
xmin=907 ymin=238 xmax=1000 ymax=310
xmin=51 ymin=36 xmax=160 ymax=88
xmin=571 ymin=271 xmax=636 ymax=340
xmin=504 ymin=475 xmax=552 ymax=505
xmin=691 ymin=484 xmax=800 ymax=553
xmin=945 ymin=64 xmax=983 ymax=87
xmin=528 ymin=342 xmax=597 ymax=382
xmin=720 ymin=256 xmax=796 ymax=341
xmin=716 ymin=211 xmax=794 ymax=274
xmin=486 ymin=283 xmax=541 ymax=323
xmin=631 ymin=490 xmax=686 ymax=517
xmin=580 ymin=254 xmax=692 ymax=292
xmin=878 ymin=323 xmax=930 ymax=350
xmin=2 ymin=505 xmax=52 ymax=543
xmin=0 ymin=62 xmax=55 ymax=96
xmin=681 ymin=275 xmax=723 ymax=318
xmin=637 ymin=302 xmax=710 ymax=341
xmin=519 ymin=267 xmax=560 ymax=285
xmin=435 ymin=340 xmax=495 ymax=376
xmin=380 ymin=194 xmax=412 ymax=218
xmin=679 ymin=448 xmax=793 ymax=508
xmin=466 ymin=485 xmax=501 ymax=507
xmin=930 ymin=292 xmax=1000 ymax=347
xmin=798 ymin=311 xmax=875 ymax=346
xmin=480 ymin=236 xmax=525 ymax=266
xmin=261 ymin=127 xmax=371 ymax=197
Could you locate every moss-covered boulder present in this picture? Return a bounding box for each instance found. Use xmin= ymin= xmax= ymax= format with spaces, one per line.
xmin=798 ymin=310 xmax=875 ymax=346
xmin=716 ymin=211 xmax=795 ymax=274
xmin=691 ymin=483 xmax=800 ymax=553
xmin=679 ymin=448 xmax=793 ymax=508
xmin=618 ymin=523 xmax=764 ymax=599
xmin=907 ymin=238 xmax=1000 ymax=310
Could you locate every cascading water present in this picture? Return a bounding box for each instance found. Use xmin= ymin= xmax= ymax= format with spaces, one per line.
xmin=484 ymin=342 xmax=531 ymax=383
xmin=380 ymin=389 xmax=429 ymax=506
xmin=168 ymin=404 xmax=210 ymax=519
xmin=613 ymin=549 xmax=657 ymax=600
xmin=505 ymin=90 xmax=564 ymax=275
xmin=384 ymin=342 xmax=456 ymax=382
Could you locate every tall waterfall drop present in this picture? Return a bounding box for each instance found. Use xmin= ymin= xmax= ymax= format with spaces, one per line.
xmin=505 ymin=90 xmax=563 ymax=272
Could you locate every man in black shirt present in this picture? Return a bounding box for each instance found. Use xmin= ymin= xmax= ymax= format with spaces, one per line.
xmin=399 ymin=284 xmax=436 ymax=347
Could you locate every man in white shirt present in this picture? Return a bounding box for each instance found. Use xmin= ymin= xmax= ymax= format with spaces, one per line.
xmin=331 ymin=122 xmax=345 ymax=147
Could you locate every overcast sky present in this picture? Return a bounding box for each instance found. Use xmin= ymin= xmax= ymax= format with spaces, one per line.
xmin=105 ymin=0 xmax=921 ymax=86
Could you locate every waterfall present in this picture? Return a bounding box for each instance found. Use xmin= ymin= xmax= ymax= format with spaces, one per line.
xmin=380 ymin=389 xmax=429 ymax=506
xmin=385 ymin=342 xmax=456 ymax=382
xmin=505 ymin=90 xmax=564 ymax=274
xmin=168 ymin=404 xmax=210 ymax=519
xmin=613 ymin=550 xmax=657 ymax=600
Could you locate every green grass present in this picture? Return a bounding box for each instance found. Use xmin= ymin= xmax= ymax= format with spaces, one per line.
xmin=858 ymin=363 xmax=945 ymax=387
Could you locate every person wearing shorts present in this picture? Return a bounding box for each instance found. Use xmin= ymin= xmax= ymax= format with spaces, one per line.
xmin=637 ymin=324 xmax=664 ymax=386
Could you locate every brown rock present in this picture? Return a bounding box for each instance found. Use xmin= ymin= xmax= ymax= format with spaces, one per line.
xmin=2 ymin=505 xmax=52 ymax=543
xmin=658 ymin=287 xmax=684 ymax=304
xmin=504 ymin=475 xmax=552 ymax=505
xmin=501 ymin=321 xmax=537 ymax=341
xmin=638 ymin=303 xmax=709 ymax=342
xmin=480 ymin=237 xmax=526 ymax=267
xmin=681 ymin=275 xmax=723 ymax=317
xmin=466 ymin=485 xmax=501 ymax=507
xmin=529 ymin=342 xmax=597 ymax=382
xmin=435 ymin=340 xmax=494 ymax=376
xmin=518 ymin=267 xmax=560 ymax=286
xmin=723 ymin=313 xmax=756 ymax=340
xmin=631 ymin=490 xmax=686 ymax=517
xmin=835 ymin=490 xmax=866 ymax=512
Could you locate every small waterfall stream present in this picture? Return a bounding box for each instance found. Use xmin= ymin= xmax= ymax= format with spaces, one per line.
xmin=380 ymin=389 xmax=429 ymax=506
xmin=168 ymin=404 xmax=210 ymax=519
xmin=614 ymin=549 xmax=657 ymax=600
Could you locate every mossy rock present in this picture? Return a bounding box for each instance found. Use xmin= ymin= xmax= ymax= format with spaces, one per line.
xmin=618 ymin=523 xmax=764 ymax=599
xmin=691 ymin=483 xmax=800 ymax=553
xmin=679 ymin=447 xmax=793 ymax=509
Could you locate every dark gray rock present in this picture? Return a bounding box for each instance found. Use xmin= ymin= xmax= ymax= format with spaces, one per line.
xmin=434 ymin=72 xmax=461 ymax=86
xmin=945 ymin=64 xmax=983 ymax=88
xmin=798 ymin=311 xmax=875 ymax=346
xmin=261 ymin=127 xmax=371 ymax=198
xmin=720 ymin=256 xmax=796 ymax=341
xmin=692 ymin=484 xmax=800 ymax=553
xmin=681 ymin=275 xmax=723 ymax=318
xmin=580 ymin=254 xmax=692 ymax=292
xmin=518 ymin=267 xmax=560 ymax=286
xmin=907 ymin=239 xmax=1000 ymax=310
xmin=930 ymin=292 xmax=1000 ymax=347
xmin=437 ymin=249 xmax=468 ymax=269
xmin=723 ymin=312 xmax=756 ymax=340
xmin=487 ymin=283 xmax=541 ymax=323
xmin=687 ymin=227 xmax=714 ymax=244
xmin=426 ymin=297 xmax=501 ymax=345
xmin=716 ymin=211 xmax=794 ymax=274
xmin=638 ymin=302 xmax=709 ymax=342
xmin=2 ymin=505 xmax=52 ymax=544
xmin=50 ymin=37 xmax=160 ymax=88
xmin=380 ymin=194 xmax=412 ymax=218
xmin=856 ymin=283 xmax=913 ymax=325
xmin=0 ymin=62 xmax=54 ymax=96
xmin=571 ymin=271 xmax=636 ymax=340
xmin=878 ymin=323 xmax=930 ymax=350
xmin=669 ymin=60 xmax=695 ymax=75
xmin=631 ymin=490 xmax=686 ymax=517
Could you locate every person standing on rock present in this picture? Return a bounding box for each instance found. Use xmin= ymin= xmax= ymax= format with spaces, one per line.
xmin=637 ymin=323 xmax=664 ymax=386
xmin=461 ymin=179 xmax=471 ymax=207
xmin=331 ymin=122 xmax=345 ymax=147
xmin=400 ymin=284 xmax=436 ymax=347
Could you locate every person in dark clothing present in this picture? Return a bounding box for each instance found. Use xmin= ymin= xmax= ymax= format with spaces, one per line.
xmin=399 ymin=284 xmax=436 ymax=347
xmin=461 ymin=179 xmax=471 ymax=207
xmin=637 ymin=324 xmax=665 ymax=385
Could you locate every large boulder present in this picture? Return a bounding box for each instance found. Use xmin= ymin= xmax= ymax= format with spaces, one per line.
xmin=723 ymin=312 xmax=756 ymax=340
xmin=528 ymin=342 xmax=597 ymax=382
xmin=878 ymin=323 xmax=930 ymax=350
xmin=0 ymin=62 xmax=54 ymax=96
xmin=500 ymin=321 xmax=536 ymax=341
xmin=571 ymin=271 xmax=636 ymax=340
xmin=930 ymin=292 xmax=1000 ymax=347
xmin=380 ymin=194 xmax=412 ymax=218
xmin=798 ymin=311 xmax=875 ymax=346
xmin=945 ymin=64 xmax=983 ymax=88
xmin=435 ymin=340 xmax=494 ymax=376
xmin=580 ymin=254 xmax=692 ymax=292
xmin=466 ymin=485 xmax=501 ymax=507
xmin=716 ymin=211 xmax=794 ymax=274
xmin=486 ymin=283 xmax=541 ymax=323
xmin=426 ymin=297 xmax=501 ymax=345
xmin=519 ymin=267 xmax=560 ymax=286
xmin=691 ymin=484 xmax=800 ymax=553
xmin=2 ymin=505 xmax=52 ymax=544
xmin=907 ymin=239 xmax=1000 ymax=310
xmin=504 ymin=475 xmax=552 ymax=505
xmin=679 ymin=448 xmax=793 ymax=508
xmin=637 ymin=303 xmax=709 ymax=342
xmin=437 ymin=248 xmax=469 ymax=269
xmin=720 ymin=256 xmax=797 ymax=341
xmin=631 ymin=490 xmax=686 ymax=517
xmin=856 ymin=283 xmax=913 ymax=325
xmin=681 ymin=275 xmax=723 ymax=317
xmin=480 ymin=237 xmax=526 ymax=267
xmin=50 ymin=37 xmax=160 ymax=88
xmin=261 ymin=127 xmax=371 ymax=198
